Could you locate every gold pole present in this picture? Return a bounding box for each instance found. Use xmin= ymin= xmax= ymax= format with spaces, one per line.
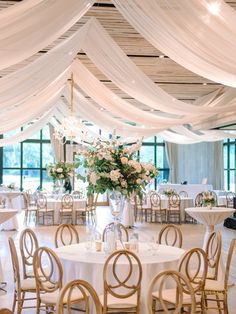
xmin=70 ymin=73 xmax=74 ymax=113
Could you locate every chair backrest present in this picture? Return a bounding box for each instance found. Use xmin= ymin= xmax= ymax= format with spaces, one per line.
xmin=157 ymin=224 xmax=183 ymax=248
xmin=150 ymin=192 xmax=161 ymax=208
xmin=179 ymin=190 xmax=188 ymax=198
xmin=178 ymin=247 xmax=207 ymax=295
xmin=195 ymin=193 xmax=203 ymax=207
xmin=61 ymin=194 xmax=73 ymax=210
xmin=54 ymin=224 xmax=79 ymax=248
xmin=206 ymin=231 xmax=222 ymax=280
xmin=19 ymin=228 xmax=39 ymax=279
xmin=55 ymin=279 xmax=103 ymax=314
xmin=102 ymin=222 xmax=129 ymax=242
xmin=224 ymin=238 xmax=236 ymax=290
xmin=0 ymin=309 xmax=13 ymax=314
xmin=169 ymin=194 xmax=181 ymax=208
xmin=147 ymin=270 xmax=196 ymax=314
xmin=33 ymin=247 xmax=63 ymax=295
xmin=226 ymin=192 xmax=235 ymax=207
xmin=103 ymin=250 xmax=142 ymax=307
xmin=36 ymin=193 xmax=47 ymax=210
xmin=8 ymin=237 xmax=21 ymax=289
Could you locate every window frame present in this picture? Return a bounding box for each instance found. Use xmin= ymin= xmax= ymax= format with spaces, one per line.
xmin=223 ymin=139 xmax=236 ymax=192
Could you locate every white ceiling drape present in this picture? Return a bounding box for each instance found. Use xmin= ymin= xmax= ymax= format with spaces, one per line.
xmin=113 ymin=0 xmax=236 ymax=87
xmin=0 ymin=0 xmax=93 ymax=69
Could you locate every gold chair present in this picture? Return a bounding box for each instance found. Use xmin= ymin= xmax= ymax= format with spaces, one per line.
xmin=60 ymin=194 xmax=73 ymax=224
xmin=150 ymin=192 xmax=166 ymax=223
xmin=100 ymin=249 xmax=142 ymax=314
xmin=102 ymin=222 xmax=129 ymax=242
xmin=195 ymin=192 xmax=204 ymax=207
xmin=23 ymin=191 xmax=37 ymax=225
xmin=134 ymin=193 xmax=148 ymax=223
xmin=151 ymin=247 xmax=207 ymax=313
xmin=75 ymin=193 xmax=98 ymax=225
xmin=55 ymin=279 xmax=103 ymax=314
xmin=0 ymin=309 xmax=13 ymax=314
xmin=8 ymin=237 xmax=36 ymax=314
xmin=19 ymin=228 xmax=39 ymax=279
xmin=205 ymin=231 xmax=222 ymax=280
xmin=33 ymin=246 xmax=84 ymax=313
xmin=148 ymin=270 xmax=196 ymax=314
xmin=226 ymin=192 xmax=235 ymax=208
xmin=179 ymin=190 xmax=188 ymax=198
xmin=203 ymin=238 xmax=236 ymax=314
xmin=36 ymin=193 xmax=54 ymax=225
xmin=157 ymin=224 xmax=183 ymax=248
xmin=166 ymin=194 xmax=181 ymax=224
xmin=54 ymin=224 xmax=79 ymax=248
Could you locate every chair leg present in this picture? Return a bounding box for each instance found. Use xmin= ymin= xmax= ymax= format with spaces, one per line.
xmin=12 ymin=290 xmax=17 ymax=313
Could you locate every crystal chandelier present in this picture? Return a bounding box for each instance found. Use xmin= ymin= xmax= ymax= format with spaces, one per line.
xmin=54 ymin=73 xmax=84 ymax=144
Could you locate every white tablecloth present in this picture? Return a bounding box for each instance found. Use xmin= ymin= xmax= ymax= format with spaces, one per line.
xmin=158 ymin=184 xmax=213 ymax=199
xmin=0 ymin=191 xmax=23 ymax=230
xmin=185 ymin=207 xmax=235 ymax=281
xmin=47 ymin=198 xmax=86 ymax=224
xmin=55 ymin=242 xmax=184 ymax=313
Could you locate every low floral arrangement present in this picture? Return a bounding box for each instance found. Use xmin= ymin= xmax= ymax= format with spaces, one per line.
xmin=202 ymin=191 xmax=215 ymax=207
xmin=47 ymin=161 xmax=75 ymax=183
xmin=163 ymin=188 xmax=176 ymax=197
xmin=7 ymin=183 xmax=16 ymax=190
xmin=77 ymin=138 xmax=158 ymax=197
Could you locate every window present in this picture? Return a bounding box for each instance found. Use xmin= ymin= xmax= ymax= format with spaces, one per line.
xmin=138 ymin=136 xmax=169 ymax=189
xmin=1 ymin=124 xmax=55 ymax=191
xmin=223 ymin=139 xmax=236 ymax=192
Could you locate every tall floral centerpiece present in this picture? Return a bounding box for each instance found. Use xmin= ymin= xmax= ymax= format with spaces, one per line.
xmin=77 ymin=138 xmax=158 ymax=200
xmin=47 ymin=161 xmax=75 ymax=194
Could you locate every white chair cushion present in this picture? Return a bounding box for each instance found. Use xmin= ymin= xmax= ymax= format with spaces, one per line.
xmin=60 ymin=208 xmax=73 ymax=212
xmin=99 ymin=293 xmax=138 ymax=309
xmin=152 ymin=288 xmax=201 ymax=305
xmin=75 ymin=208 xmax=86 ymax=212
xmin=40 ymin=289 xmax=84 ymax=305
xmin=21 ymin=278 xmax=36 ymax=291
xmin=204 ymin=279 xmax=224 ymax=292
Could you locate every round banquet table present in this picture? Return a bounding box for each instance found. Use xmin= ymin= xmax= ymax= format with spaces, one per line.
xmin=0 ymin=191 xmax=22 ymax=230
xmin=55 ymin=242 xmax=185 ymax=313
xmin=0 ymin=208 xmax=18 ymax=284
xmin=46 ymin=198 xmax=86 ymax=224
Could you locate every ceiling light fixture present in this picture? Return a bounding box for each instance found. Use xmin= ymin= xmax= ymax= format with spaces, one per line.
xmin=207 ymin=1 xmax=220 ymax=15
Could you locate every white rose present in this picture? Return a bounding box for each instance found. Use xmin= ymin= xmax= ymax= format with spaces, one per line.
xmin=110 ymin=170 xmax=121 ymax=182
xmin=89 ymin=172 xmax=99 ymax=185
xmin=136 ymin=178 xmax=142 ymax=184
xmin=56 ymin=168 xmax=63 ymax=173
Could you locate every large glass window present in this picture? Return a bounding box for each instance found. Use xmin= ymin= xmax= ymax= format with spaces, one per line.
xmin=223 ymin=139 xmax=236 ymax=192
xmin=1 ymin=125 xmax=55 ymax=191
xmin=138 ymin=136 xmax=169 ymax=189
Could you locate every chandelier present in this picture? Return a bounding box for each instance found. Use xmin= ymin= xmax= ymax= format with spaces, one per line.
xmin=54 ymin=73 xmax=85 ymax=144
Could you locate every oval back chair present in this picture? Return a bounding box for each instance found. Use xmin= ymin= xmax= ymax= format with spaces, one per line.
xmin=56 ymin=279 xmax=102 ymax=314
xmin=195 ymin=193 xmax=204 ymax=207
xmin=102 ymin=249 xmax=142 ymax=314
xmin=19 ymin=228 xmax=39 ymax=279
xmin=54 ymin=224 xmax=79 ymax=248
xmin=147 ymin=270 xmax=196 ymax=314
xmin=102 ymin=222 xmax=129 ymax=242
xmin=157 ymin=224 xmax=183 ymax=248
xmin=206 ymin=231 xmax=222 ymax=280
